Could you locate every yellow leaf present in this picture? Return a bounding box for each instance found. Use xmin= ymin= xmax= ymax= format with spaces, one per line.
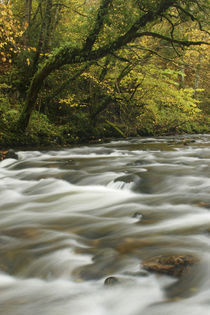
xmin=26 ymin=58 xmax=30 ymax=66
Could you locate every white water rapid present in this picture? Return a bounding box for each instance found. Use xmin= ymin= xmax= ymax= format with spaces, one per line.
xmin=0 ymin=135 xmax=210 ymax=315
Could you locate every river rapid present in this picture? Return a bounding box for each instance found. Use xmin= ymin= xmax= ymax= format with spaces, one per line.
xmin=0 ymin=134 xmax=210 ymax=315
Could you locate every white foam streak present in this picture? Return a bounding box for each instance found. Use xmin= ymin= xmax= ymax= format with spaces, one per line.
xmin=0 ymin=135 xmax=210 ymax=315
xmin=138 ymin=212 xmax=210 ymax=235
xmin=0 ymin=274 xmax=163 ymax=315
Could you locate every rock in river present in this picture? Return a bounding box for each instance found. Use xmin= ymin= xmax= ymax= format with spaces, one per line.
xmin=104 ymin=276 xmax=119 ymax=286
xmin=0 ymin=149 xmax=18 ymax=160
xmin=141 ymin=254 xmax=199 ymax=277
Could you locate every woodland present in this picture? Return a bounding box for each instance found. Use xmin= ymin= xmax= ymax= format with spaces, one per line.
xmin=0 ymin=0 xmax=209 ymax=147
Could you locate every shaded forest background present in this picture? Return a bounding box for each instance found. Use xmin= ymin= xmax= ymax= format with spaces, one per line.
xmin=0 ymin=0 xmax=209 ymax=147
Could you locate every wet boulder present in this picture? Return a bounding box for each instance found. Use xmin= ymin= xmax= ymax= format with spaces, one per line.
xmin=141 ymin=254 xmax=199 ymax=278
xmin=113 ymin=174 xmax=141 ymax=191
xmin=73 ymin=248 xmax=121 ymax=281
xmin=0 ymin=151 xmax=7 ymax=161
xmin=104 ymin=276 xmax=119 ymax=286
xmin=132 ymin=212 xmax=143 ymax=220
xmin=0 ymin=149 xmax=18 ymax=161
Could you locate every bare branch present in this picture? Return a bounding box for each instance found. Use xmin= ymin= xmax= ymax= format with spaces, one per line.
xmin=110 ymin=53 xmax=131 ymax=63
xmin=53 ymin=3 xmax=89 ymax=17
xmin=173 ymin=4 xmax=210 ymax=35
xmin=127 ymin=45 xmax=177 ymax=63
xmin=134 ymin=31 xmax=210 ymax=47
xmin=129 ymin=74 xmax=146 ymax=101
xmin=161 ymin=14 xmax=181 ymax=56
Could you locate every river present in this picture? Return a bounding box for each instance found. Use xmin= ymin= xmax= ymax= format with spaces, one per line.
xmin=0 ymin=134 xmax=210 ymax=315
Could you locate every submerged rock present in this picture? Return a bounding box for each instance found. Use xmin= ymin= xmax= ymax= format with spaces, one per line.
xmin=104 ymin=276 xmax=119 ymax=286
xmin=0 ymin=151 xmax=7 ymax=161
xmin=123 ymin=270 xmax=149 ymax=277
xmin=132 ymin=212 xmax=143 ymax=220
xmin=141 ymin=254 xmax=199 ymax=277
xmin=182 ymin=139 xmax=196 ymax=146
xmin=73 ymin=248 xmax=121 ymax=281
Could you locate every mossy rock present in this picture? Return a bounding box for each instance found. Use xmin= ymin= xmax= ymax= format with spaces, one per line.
xmin=0 ymin=149 xmax=18 ymax=160
xmin=141 ymin=254 xmax=199 ymax=277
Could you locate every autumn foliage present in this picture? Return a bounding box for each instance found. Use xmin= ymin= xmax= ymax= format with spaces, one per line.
xmin=0 ymin=3 xmax=25 ymax=71
xmin=0 ymin=0 xmax=209 ymax=146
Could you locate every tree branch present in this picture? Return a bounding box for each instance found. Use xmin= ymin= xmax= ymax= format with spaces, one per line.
xmin=161 ymin=14 xmax=181 ymax=56
xmin=17 ymin=0 xmax=209 ymax=131
xmin=173 ymin=4 xmax=210 ymax=34
xmin=110 ymin=52 xmax=130 ymax=63
xmin=127 ymin=45 xmax=177 ymax=63
xmin=83 ymin=0 xmax=113 ymax=51
xmin=85 ymin=1 xmax=178 ymax=59
xmin=53 ymin=3 xmax=89 ymax=18
xmin=134 ymin=32 xmax=209 ymax=47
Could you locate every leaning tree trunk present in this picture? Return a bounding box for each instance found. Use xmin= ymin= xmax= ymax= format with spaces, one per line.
xmin=16 ymin=0 xmax=208 ymax=132
xmin=17 ymin=65 xmax=53 ymax=131
xmin=17 ymin=0 xmax=114 ymax=131
xmin=16 ymin=46 xmax=81 ymax=131
xmin=193 ymin=53 xmax=201 ymax=98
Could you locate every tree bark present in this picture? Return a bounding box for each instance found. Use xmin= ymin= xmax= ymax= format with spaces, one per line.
xmin=25 ymin=0 xmax=32 ymax=24
xmin=17 ymin=0 xmax=209 ymax=131
xmin=31 ymin=0 xmax=53 ymax=73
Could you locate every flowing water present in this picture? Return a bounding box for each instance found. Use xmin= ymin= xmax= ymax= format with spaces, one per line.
xmin=0 ymin=134 xmax=210 ymax=315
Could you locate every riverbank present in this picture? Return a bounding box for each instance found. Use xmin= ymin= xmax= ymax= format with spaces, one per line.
xmin=0 ymin=133 xmax=208 ymax=162
xmin=0 ymin=133 xmax=208 ymax=154
xmin=1 ymin=117 xmax=209 ymax=151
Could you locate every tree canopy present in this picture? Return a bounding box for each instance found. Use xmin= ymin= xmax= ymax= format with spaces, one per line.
xmin=0 ymin=0 xmax=209 ymax=145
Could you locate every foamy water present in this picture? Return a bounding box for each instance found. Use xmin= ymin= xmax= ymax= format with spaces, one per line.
xmin=0 ymin=135 xmax=210 ymax=315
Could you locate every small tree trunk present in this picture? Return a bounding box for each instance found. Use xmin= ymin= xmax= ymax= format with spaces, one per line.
xmin=32 ymin=0 xmax=53 ymax=73
xmin=193 ymin=54 xmax=201 ymax=98
xmin=23 ymin=0 xmax=32 ymax=44
xmin=25 ymin=0 xmax=32 ymax=25
xmin=179 ymin=64 xmax=185 ymax=89
xmin=42 ymin=0 xmax=53 ymax=52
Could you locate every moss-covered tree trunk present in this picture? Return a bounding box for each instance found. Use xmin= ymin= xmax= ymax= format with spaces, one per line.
xmin=17 ymin=46 xmax=81 ymax=130
xmin=25 ymin=0 xmax=32 ymax=25
xmin=16 ymin=0 xmax=209 ymax=132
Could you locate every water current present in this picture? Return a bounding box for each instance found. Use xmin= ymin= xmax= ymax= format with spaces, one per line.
xmin=0 ymin=134 xmax=210 ymax=315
